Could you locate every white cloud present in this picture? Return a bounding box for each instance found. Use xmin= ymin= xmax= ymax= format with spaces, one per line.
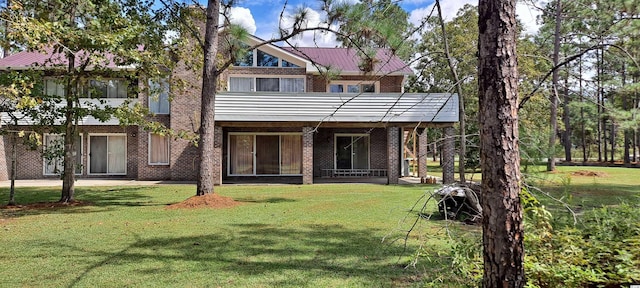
xmin=408 ymin=0 xmax=542 ymax=35
xmin=278 ymin=7 xmax=339 ymax=47
xmin=227 ymin=6 xmax=257 ymax=35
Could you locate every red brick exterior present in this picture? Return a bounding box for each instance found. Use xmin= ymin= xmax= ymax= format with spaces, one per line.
xmin=387 ymin=127 xmax=400 ymax=184
xmin=302 ymin=126 xmax=313 ymax=184
xmin=418 ymin=128 xmax=428 ymax=178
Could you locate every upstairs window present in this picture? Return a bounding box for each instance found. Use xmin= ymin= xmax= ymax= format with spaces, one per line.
xmin=86 ymin=79 xmax=128 ymax=98
xmin=44 ymin=79 xmax=65 ymax=97
xmin=229 ymin=77 xmax=305 ymax=93
xmin=329 ymin=81 xmax=378 ymax=93
xmin=148 ymin=78 xmax=170 ymax=114
xmin=257 ymin=50 xmax=279 ymax=67
xmin=234 ymin=48 xmax=253 ymax=67
xmin=281 ymin=60 xmax=300 ymax=68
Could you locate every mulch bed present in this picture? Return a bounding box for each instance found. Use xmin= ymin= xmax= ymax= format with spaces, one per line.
xmin=165 ymin=193 xmax=243 ymax=209
xmin=570 ymin=170 xmax=608 ymax=177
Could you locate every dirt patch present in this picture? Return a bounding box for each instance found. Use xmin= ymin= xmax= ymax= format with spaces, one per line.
xmin=166 ymin=193 xmax=242 ymax=210
xmin=570 ymin=170 xmax=608 ymax=177
xmin=0 ymin=201 xmax=90 ymax=211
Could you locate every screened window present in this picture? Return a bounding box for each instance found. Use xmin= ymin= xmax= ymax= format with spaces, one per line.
xmin=330 ymin=84 xmax=344 ymax=93
xmin=228 ymin=133 xmax=302 ymax=176
xmin=149 ymin=79 xmax=170 ymax=114
xmin=149 ymin=133 xmax=170 ymax=165
xmin=43 ymin=134 xmax=82 ymax=175
xmin=256 ymin=78 xmax=279 ymax=92
xmin=257 ymin=50 xmax=279 ymax=67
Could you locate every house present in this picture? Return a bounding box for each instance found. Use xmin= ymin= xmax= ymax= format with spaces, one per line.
xmin=0 ymin=35 xmax=458 ymax=184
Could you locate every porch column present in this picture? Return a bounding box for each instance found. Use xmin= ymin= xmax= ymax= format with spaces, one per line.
xmin=213 ymin=126 xmax=223 ymax=185
xmin=418 ymin=128 xmax=428 ymax=179
xmin=387 ymin=126 xmax=400 ymax=184
xmin=442 ymin=126 xmax=455 ymax=184
xmin=302 ymin=127 xmax=314 ymax=184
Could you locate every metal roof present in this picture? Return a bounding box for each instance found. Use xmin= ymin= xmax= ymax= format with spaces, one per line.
xmin=283 ymin=47 xmax=413 ymax=75
xmin=215 ymin=92 xmax=458 ymax=123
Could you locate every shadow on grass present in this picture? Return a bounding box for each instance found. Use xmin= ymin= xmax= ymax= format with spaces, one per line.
xmin=56 ymin=224 xmax=424 ymax=287
xmin=0 ymin=186 xmax=156 ymax=219
xmin=534 ymin=183 xmax=640 ymax=210
xmin=234 ymin=197 xmax=296 ymax=204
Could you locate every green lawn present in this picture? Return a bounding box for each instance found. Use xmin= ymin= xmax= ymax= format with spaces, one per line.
xmin=1 ymin=184 xmax=447 ymax=288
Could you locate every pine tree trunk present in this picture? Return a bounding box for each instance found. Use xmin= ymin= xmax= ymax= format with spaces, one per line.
xmin=563 ymin=69 xmax=571 ymax=162
xmin=547 ymin=0 xmax=562 ymax=171
xmin=196 ymin=0 xmax=221 ymax=196
xmin=478 ymin=0 xmax=524 ymax=286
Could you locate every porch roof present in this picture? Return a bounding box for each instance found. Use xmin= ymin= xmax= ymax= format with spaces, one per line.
xmin=215 ymin=92 xmax=458 ymax=123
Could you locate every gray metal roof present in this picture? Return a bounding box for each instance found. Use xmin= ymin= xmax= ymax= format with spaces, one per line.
xmin=215 ymin=92 xmax=458 ymax=123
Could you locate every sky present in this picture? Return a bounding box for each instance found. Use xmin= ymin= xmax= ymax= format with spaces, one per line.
xmin=223 ymin=0 xmax=545 ymax=47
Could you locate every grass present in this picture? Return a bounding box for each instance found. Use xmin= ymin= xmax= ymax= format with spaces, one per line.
xmin=1 ymin=165 xmax=637 ymax=287
xmin=1 ymin=184 xmax=450 ymax=288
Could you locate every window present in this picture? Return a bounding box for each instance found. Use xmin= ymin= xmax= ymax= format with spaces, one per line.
xmin=282 ymin=60 xmax=300 ymax=68
xmin=256 ymin=78 xmax=279 ymax=92
xmin=257 ymin=50 xmax=279 ymax=67
xmin=44 ymin=79 xmax=65 ymax=97
xmin=149 ymin=133 xmax=170 ymax=165
xmin=280 ymin=78 xmax=305 ymax=92
xmin=149 ymin=79 xmax=170 ymax=114
xmin=228 ymin=133 xmax=302 ymax=176
xmin=43 ymin=134 xmax=82 ymax=175
xmin=86 ymin=79 xmax=128 ymax=98
xmin=235 ymin=48 xmax=253 ymax=66
xmin=229 ymin=77 xmax=304 ymax=93
xmin=229 ymin=77 xmax=254 ymax=92
xmin=328 ymin=81 xmax=378 ymax=93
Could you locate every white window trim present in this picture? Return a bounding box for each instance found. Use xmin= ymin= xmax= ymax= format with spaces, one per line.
xmin=85 ymin=78 xmax=129 ymax=98
xmin=87 ymin=133 xmax=128 ymax=175
xmin=227 ymin=75 xmax=306 ymax=93
xmin=227 ymin=132 xmax=303 ymax=177
xmin=328 ymin=81 xmax=380 ymax=93
xmin=42 ymin=133 xmax=83 ymax=176
xmin=238 ymin=48 xmax=304 ymax=68
xmin=148 ymin=78 xmax=170 ymax=115
xmin=148 ymin=133 xmax=170 ymax=165
xmin=334 ymin=133 xmax=371 ymax=170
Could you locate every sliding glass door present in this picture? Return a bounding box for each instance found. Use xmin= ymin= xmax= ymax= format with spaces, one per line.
xmin=228 ymin=133 xmax=302 ymax=176
xmin=335 ymin=135 xmax=370 ymax=170
xmin=89 ymin=134 xmax=126 ymax=175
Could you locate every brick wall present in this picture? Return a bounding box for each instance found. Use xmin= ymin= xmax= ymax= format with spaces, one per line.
xmin=309 ymin=75 xmax=404 ymax=92
xmin=387 ymin=127 xmax=400 ymax=184
xmin=302 ymin=126 xmax=313 ymax=184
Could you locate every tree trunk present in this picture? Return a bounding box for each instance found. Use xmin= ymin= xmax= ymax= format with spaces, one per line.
xmin=196 ymin=0 xmax=221 ymax=196
xmin=478 ymin=0 xmax=524 ymax=287
xmin=8 ymin=130 xmax=17 ymax=206
xmin=563 ymin=67 xmax=571 ymax=162
xmin=435 ymin=0 xmax=465 ymax=183
xmin=579 ymin=55 xmax=587 ymax=162
xmin=547 ymin=0 xmax=562 ymax=171
xmin=60 ymin=52 xmax=76 ymax=204
xmin=597 ymin=48 xmax=603 ymax=162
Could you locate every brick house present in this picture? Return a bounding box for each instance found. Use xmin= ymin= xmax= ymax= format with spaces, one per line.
xmin=0 ymin=35 xmax=458 ymax=184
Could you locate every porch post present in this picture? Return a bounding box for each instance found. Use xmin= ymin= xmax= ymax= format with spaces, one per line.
xmin=302 ymin=126 xmax=314 ymax=184
xmin=418 ymin=128 xmax=428 ymax=179
xmin=387 ymin=126 xmax=400 ymax=184
xmin=442 ymin=126 xmax=455 ymax=184
xmin=213 ymin=125 xmax=223 ymax=185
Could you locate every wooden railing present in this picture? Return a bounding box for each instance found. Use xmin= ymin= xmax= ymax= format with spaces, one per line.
xmin=321 ymin=169 xmax=387 ymax=178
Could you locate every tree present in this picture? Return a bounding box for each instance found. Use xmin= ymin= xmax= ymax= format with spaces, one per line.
xmin=477 ymin=0 xmax=524 ymax=286
xmin=4 ymin=0 xmax=173 ymax=202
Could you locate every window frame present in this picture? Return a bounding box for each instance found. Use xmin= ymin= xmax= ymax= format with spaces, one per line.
xmin=42 ymin=133 xmax=83 ymax=176
xmin=327 ymin=81 xmax=380 ymax=93
xmin=227 ymin=76 xmax=305 ymax=93
xmin=227 ymin=132 xmax=303 ymax=176
xmin=148 ymin=78 xmax=170 ymax=115
xmin=148 ymin=133 xmax=170 ymax=165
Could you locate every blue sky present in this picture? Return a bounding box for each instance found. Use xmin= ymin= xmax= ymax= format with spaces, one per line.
xmin=224 ymin=0 xmax=542 ymax=47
